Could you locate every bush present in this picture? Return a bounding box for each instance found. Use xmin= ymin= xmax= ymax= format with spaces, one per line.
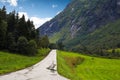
xmin=49 ymin=43 xmax=57 ymax=49
xmin=17 ymin=36 xmax=28 ymax=54
xmin=26 ymin=40 xmax=37 ymax=56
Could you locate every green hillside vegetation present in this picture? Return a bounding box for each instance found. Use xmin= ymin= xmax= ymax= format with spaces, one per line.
xmin=0 ymin=48 xmax=50 ymax=75
xmin=49 ymin=26 xmax=70 ymax=43
xmin=53 ymin=19 xmax=120 ymax=58
xmin=57 ymin=50 xmax=120 ymax=80
xmin=39 ymin=0 xmax=120 ymax=57
xmin=50 ymin=19 xmax=120 ymax=58
xmin=66 ymin=19 xmax=120 ymax=56
xmin=108 ymin=48 xmax=120 ymax=53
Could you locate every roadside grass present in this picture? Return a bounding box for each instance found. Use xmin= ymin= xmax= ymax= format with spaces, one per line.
xmin=0 ymin=48 xmax=50 ymax=75
xmin=57 ymin=50 xmax=120 ymax=80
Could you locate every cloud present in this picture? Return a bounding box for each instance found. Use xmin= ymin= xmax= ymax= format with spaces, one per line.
xmin=52 ymin=4 xmax=58 ymax=8
xmin=0 ymin=0 xmax=18 ymax=6
xmin=18 ymin=12 xmax=52 ymax=29
xmin=18 ymin=12 xmax=29 ymax=20
xmin=30 ymin=17 xmax=52 ymax=29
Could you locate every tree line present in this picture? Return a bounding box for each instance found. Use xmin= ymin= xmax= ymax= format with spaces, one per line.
xmin=0 ymin=6 xmax=49 ymax=56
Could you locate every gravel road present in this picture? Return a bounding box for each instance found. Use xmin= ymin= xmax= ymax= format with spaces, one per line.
xmin=0 ymin=50 xmax=68 ymax=80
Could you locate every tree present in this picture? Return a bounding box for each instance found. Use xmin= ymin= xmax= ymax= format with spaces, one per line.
xmin=49 ymin=43 xmax=57 ymax=49
xmin=17 ymin=36 xmax=28 ymax=54
xmin=117 ymin=43 xmax=120 ymax=48
xmin=26 ymin=19 xmax=32 ymax=40
xmin=26 ymin=40 xmax=37 ymax=56
xmin=0 ymin=19 xmax=7 ymax=49
xmin=0 ymin=6 xmax=40 ymax=56
xmin=0 ymin=6 xmax=6 ymax=21
xmin=112 ymin=49 xmax=115 ymax=54
xmin=6 ymin=33 xmax=16 ymax=52
xmin=57 ymin=41 xmax=64 ymax=50
xmin=26 ymin=19 xmax=36 ymax=40
xmin=17 ymin=15 xmax=27 ymax=37
xmin=41 ymin=35 xmax=49 ymax=48
xmin=7 ymin=11 xmax=16 ymax=32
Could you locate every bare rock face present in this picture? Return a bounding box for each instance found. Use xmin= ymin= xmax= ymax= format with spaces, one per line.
xmin=70 ymin=24 xmax=81 ymax=38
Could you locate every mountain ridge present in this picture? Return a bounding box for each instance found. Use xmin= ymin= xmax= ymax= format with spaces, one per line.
xmin=38 ymin=0 xmax=120 ymax=54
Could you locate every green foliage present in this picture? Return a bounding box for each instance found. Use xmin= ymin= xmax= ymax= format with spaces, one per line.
xmin=17 ymin=15 xmax=28 ymax=37
xmin=62 ymin=19 xmax=120 ymax=57
xmin=0 ymin=6 xmax=6 ymax=21
xmin=26 ymin=40 xmax=37 ymax=56
xmin=49 ymin=43 xmax=57 ymax=49
xmin=6 ymin=33 xmax=16 ymax=52
xmin=40 ymin=35 xmax=49 ymax=48
xmin=108 ymin=48 xmax=120 ymax=53
xmin=0 ymin=48 xmax=50 ymax=74
xmin=57 ymin=50 xmax=120 ymax=80
xmin=7 ymin=11 xmax=16 ymax=32
xmin=57 ymin=41 xmax=64 ymax=50
xmin=37 ymin=48 xmax=50 ymax=56
xmin=107 ymin=48 xmax=120 ymax=57
xmin=0 ymin=6 xmax=50 ymax=56
xmin=0 ymin=19 xmax=7 ymax=49
xmin=17 ymin=36 xmax=28 ymax=54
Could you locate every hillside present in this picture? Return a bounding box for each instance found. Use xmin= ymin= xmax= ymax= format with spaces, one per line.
xmin=39 ymin=0 xmax=120 ymax=54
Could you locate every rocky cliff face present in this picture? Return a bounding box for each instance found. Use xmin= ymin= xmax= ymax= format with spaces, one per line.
xmin=39 ymin=0 xmax=120 ymax=51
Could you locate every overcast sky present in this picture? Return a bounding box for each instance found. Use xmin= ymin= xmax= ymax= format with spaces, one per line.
xmin=0 ymin=0 xmax=70 ymax=28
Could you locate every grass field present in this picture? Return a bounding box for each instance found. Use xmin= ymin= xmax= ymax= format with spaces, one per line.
xmin=0 ymin=48 xmax=50 ymax=75
xmin=57 ymin=50 xmax=120 ymax=80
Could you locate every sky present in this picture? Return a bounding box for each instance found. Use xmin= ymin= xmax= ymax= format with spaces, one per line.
xmin=0 ymin=0 xmax=70 ymax=28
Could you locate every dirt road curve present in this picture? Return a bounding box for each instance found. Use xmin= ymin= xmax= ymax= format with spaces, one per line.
xmin=0 ymin=50 xmax=68 ymax=80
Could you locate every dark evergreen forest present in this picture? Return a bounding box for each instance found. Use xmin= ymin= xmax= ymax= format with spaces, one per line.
xmin=0 ymin=6 xmax=49 ymax=56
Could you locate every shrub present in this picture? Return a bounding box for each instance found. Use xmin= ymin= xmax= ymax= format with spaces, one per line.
xmin=26 ymin=40 xmax=37 ymax=56
xmin=17 ymin=36 xmax=28 ymax=54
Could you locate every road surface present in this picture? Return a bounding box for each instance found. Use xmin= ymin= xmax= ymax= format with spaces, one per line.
xmin=0 ymin=50 xmax=68 ymax=80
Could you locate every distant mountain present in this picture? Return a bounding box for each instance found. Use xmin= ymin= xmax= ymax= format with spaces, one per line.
xmin=38 ymin=0 xmax=120 ymax=53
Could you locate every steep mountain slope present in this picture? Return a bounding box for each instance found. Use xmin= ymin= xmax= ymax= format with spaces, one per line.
xmin=39 ymin=0 xmax=120 ymax=52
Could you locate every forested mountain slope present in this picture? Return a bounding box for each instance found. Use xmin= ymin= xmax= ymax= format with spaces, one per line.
xmin=39 ymin=0 xmax=120 ymax=55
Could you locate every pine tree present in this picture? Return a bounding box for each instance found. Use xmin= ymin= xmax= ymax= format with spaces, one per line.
xmin=7 ymin=11 xmax=16 ymax=32
xmin=0 ymin=6 xmax=6 ymax=21
xmin=0 ymin=19 xmax=7 ymax=49
xmin=7 ymin=33 xmax=16 ymax=52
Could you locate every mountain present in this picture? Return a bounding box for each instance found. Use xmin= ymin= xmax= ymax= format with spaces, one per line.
xmin=38 ymin=0 xmax=120 ymax=53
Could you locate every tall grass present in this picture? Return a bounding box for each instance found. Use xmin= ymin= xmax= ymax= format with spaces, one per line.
xmin=0 ymin=48 xmax=50 ymax=75
xmin=57 ymin=50 xmax=120 ymax=80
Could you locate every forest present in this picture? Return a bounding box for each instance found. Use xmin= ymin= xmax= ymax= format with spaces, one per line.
xmin=0 ymin=6 xmax=49 ymax=56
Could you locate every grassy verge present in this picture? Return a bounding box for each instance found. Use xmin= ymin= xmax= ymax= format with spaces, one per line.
xmin=0 ymin=48 xmax=50 ymax=75
xmin=57 ymin=50 xmax=120 ymax=80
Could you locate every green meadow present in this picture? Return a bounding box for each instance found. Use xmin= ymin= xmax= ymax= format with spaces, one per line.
xmin=57 ymin=50 xmax=120 ymax=80
xmin=0 ymin=48 xmax=50 ymax=75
